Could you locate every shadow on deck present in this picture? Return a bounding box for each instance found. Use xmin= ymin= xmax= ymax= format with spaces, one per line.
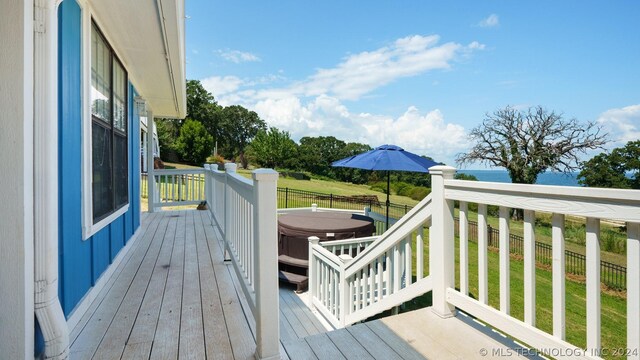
xmin=69 ymin=210 xmax=525 ymax=359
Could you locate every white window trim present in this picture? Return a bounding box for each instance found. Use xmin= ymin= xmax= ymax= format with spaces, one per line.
xmin=80 ymin=2 xmax=131 ymax=239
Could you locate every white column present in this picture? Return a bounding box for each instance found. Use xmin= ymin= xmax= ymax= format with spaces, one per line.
xmin=252 ymin=169 xmax=280 ymax=360
xmin=0 ymin=1 xmax=35 ymax=357
xmin=308 ymin=236 xmax=320 ymax=308
xmin=429 ymin=165 xmax=456 ymax=318
xmin=146 ymin=112 xmax=155 ymax=212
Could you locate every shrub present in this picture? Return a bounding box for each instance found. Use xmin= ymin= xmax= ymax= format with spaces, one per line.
xmin=409 ymin=187 xmax=430 ymax=201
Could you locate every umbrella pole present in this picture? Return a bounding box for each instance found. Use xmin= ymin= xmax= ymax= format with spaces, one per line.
xmin=386 ymin=170 xmax=390 ymax=231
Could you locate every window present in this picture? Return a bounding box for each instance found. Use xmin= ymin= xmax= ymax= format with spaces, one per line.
xmin=91 ymin=22 xmax=128 ymax=223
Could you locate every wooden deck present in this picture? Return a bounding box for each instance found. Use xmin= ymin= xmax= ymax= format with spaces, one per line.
xmin=69 ymin=210 xmax=524 ymax=359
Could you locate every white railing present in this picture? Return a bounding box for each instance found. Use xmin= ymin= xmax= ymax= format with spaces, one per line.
xmin=203 ymin=163 xmax=280 ymax=360
xmin=309 ymin=194 xmax=434 ymax=328
xmin=429 ymin=166 xmax=640 ymax=359
xmin=149 ymin=169 xmax=206 ymax=208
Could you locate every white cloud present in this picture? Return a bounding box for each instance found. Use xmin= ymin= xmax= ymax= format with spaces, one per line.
xmin=285 ymin=35 xmax=479 ymax=101
xmin=201 ymin=75 xmax=244 ymax=97
xmin=597 ymin=104 xmax=640 ymax=146
xmin=478 ymin=14 xmax=499 ymax=28
xmin=252 ymin=95 xmax=467 ymax=165
xmin=218 ymin=49 xmax=261 ymax=63
xmin=206 ymin=34 xmax=479 ymax=164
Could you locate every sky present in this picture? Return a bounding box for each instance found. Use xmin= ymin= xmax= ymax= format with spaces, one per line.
xmin=185 ymin=1 xmax=640 ymax=168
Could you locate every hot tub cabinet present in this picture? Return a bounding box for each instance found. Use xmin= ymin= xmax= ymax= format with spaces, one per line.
xmin=277 ymin=212 xmax=375 ymax=292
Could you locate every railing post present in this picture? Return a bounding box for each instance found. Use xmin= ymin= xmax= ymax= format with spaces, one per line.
xmin=223 ymin=163 xmax=237 ymax=260
xmin=338 ymin=256 xmax=351 ymax=327
xmin=429 ymin=165 xmax=456 ymax=318
xmin=285 ymin=187 xmax=289 ymax=208
xmin=308 ymin=236 xmax=320 ymax=309
xmin=312 ymin=203 xmax=317 ymax=212
xmin=146 ymin=112 xmax=156 ymax=212
xmin=252 ymin=168 xmax=279 ymax=360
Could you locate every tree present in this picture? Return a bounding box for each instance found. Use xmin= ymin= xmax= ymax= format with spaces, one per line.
xmin=247 ymin=127 xmax=298 ymax=169
xmin=218 ymin=105 xmax=266 ymax=168
xmin=186 ymin=80 xmax=222 ymax=143
xmin=578 ymin=140 xmax=640 ymax=189
xmin=298 ymin=136 xmax=347 ymax=177
xmin=456 ymin=106 xmax=607 ymax=184
xmin=174 ymin=119 xmax=214 ymax=165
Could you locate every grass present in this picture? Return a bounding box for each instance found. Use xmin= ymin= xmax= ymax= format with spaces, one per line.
xmin=147 ymin=162 xmax=629 ymax=358
xmin=403 ymin=230 xmax=627 ymax=359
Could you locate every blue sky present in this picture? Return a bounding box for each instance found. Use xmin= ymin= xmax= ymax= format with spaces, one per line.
xmin=185 ymin=1 xmax=640 ymax=168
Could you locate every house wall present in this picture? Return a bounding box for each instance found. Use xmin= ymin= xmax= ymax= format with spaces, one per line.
xmin=0 ymin=1 xmax=35 ymax=358
xmin=58 ymin=0 xmax=141 ymax=316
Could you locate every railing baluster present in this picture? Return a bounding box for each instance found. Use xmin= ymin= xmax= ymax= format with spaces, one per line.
xmin=369 ymin=263 xmax=375 ymax=304
xmin=586 ymin=217 xmax=601 ymax=352
xmin=377 ymin=255 xmax=383 ymax=301
xmin=627 ymin=222 xmax=640 ymax=357
xmin=524 ymin=209 xmax=536 ymax=326
xmin=459 ymin=202 xmax=468 ymax=295
xmin=405 ymin=234 xmax=412 ymax=286
xmin=393 ymin=244 xmax=400 ymax=294
xmin=552 ymin=213 xmax=566 ymax=340
xmin=499 ymin=206 xmax=510 ymax=314
xmin=416 ymin=232 xmax=424 ymax=281
xmin=478 ymin=203 xmax=488 ymax=304
xmin=362 ymin=264 xmax=368 ymax=306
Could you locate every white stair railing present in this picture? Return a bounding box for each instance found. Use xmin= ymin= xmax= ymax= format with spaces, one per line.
xmin=309 ymin=192 xmax=434 ymax=328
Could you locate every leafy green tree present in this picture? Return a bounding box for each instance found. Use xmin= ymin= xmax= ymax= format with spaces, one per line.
xmin=456 ymin=106 xmax=607 ymax=184
xmin=186 ymin=80 xmax=222 ymax=143
xmin=298 ymin=136 xmax=347 ymax=176
xmin=248 ymin=127 xmax=298 ymax=169
xmin=578 ymin=140 xmax=640 ymax=189
xmin=218 ymin=105 xmax=266 ymax=168
xmin=174 ymin=119 xmax=214 ymax=165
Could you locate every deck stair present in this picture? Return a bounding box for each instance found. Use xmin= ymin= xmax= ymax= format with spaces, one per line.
xmin=309 ymin=193 xmax=434 ymax=328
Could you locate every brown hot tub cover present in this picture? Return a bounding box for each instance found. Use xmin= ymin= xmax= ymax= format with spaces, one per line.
xmin=278 ymin=212 xmax=375 ymax=261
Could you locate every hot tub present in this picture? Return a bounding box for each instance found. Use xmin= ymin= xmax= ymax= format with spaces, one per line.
xmin=277 ymin=211 xmax=375 ymax=291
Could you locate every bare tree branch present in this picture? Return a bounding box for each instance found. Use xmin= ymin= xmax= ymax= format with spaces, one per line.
xmin=455 ymin=106 xmax=608 ymax=184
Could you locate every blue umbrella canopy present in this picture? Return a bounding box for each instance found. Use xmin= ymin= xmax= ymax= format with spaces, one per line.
xmin=332 ymin=144 xmax=440 ymax=230
xmin=332 ymin=144 xmax=439 ymax=172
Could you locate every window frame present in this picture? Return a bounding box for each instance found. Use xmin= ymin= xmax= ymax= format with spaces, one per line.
xmin=82 ymin=11 xmax=130 ymax=239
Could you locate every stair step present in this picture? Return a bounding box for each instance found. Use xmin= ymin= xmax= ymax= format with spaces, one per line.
xmin=279 ymin=254 xmax=308 ymax=268
xmin=279 ymin=270 xmax=308 ymax=293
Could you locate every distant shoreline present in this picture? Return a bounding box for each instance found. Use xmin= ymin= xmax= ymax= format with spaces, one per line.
xmin=458 ymin=170 xmax=580 ymax=187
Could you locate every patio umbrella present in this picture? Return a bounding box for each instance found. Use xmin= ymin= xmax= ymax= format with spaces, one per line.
xmin=332 ymin=144 xmax=439 ymax=230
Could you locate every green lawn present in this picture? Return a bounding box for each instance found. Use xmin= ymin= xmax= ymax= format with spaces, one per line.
xmin=404 ymin=230 xmax=627 ymax=359
xmin=146 ymin=162 xmax=629 ymax=358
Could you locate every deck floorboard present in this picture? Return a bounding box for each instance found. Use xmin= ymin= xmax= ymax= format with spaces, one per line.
xmin=69 ymin=210 xmax=516 ymax=360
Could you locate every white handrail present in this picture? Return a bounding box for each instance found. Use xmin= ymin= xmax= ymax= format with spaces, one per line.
xmin=150 ymin=168 xmax=207 ymax=208
xmin=203 ymin=164 xmax=280 ymax=360
xmin=309 ymin=193 xmax=434 ymax=327
xmin=436 ymin=171 xmax=640 ymax=358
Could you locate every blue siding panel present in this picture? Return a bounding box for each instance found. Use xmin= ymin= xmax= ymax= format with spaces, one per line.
xmin=57 ymin=0 xmax=92 ymax=314
xmin=109 ymin=217 xmax=125 ymax=262
xmin=57 ymin=1 xmax=142 ymax=316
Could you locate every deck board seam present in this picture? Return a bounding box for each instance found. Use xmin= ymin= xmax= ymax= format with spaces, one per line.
xmin=68 ymin=212 xmax=160 ymax=347
xmin=93 ymin=211 xmax=173 ymax=359
xmin=85 ymin=212 xmax=168 ymax=359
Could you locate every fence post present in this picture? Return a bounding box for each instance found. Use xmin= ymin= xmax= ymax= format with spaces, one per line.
xmin=429 ymin=165 xmax=456 ymax=318
xmin=252 ymin=168 xmax=279 ymax=360
xmin=330 ymin=193 xmax=333 ymax=208
xmin=285 ymin=187 xmax=289 ymax=208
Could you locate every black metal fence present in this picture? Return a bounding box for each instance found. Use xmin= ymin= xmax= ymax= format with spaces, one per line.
xmin=456 ymin=219 xmax=627 ymax=290
xmin=277 ymin=187 xmax=411 ymax=220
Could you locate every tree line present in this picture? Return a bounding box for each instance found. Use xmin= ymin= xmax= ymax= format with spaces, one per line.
xmin=158 ymin=80 xmax=638 ymax=193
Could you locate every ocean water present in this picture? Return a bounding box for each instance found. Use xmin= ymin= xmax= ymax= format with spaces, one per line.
xmin=458 ymin=170 xmax=580 ymax=187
